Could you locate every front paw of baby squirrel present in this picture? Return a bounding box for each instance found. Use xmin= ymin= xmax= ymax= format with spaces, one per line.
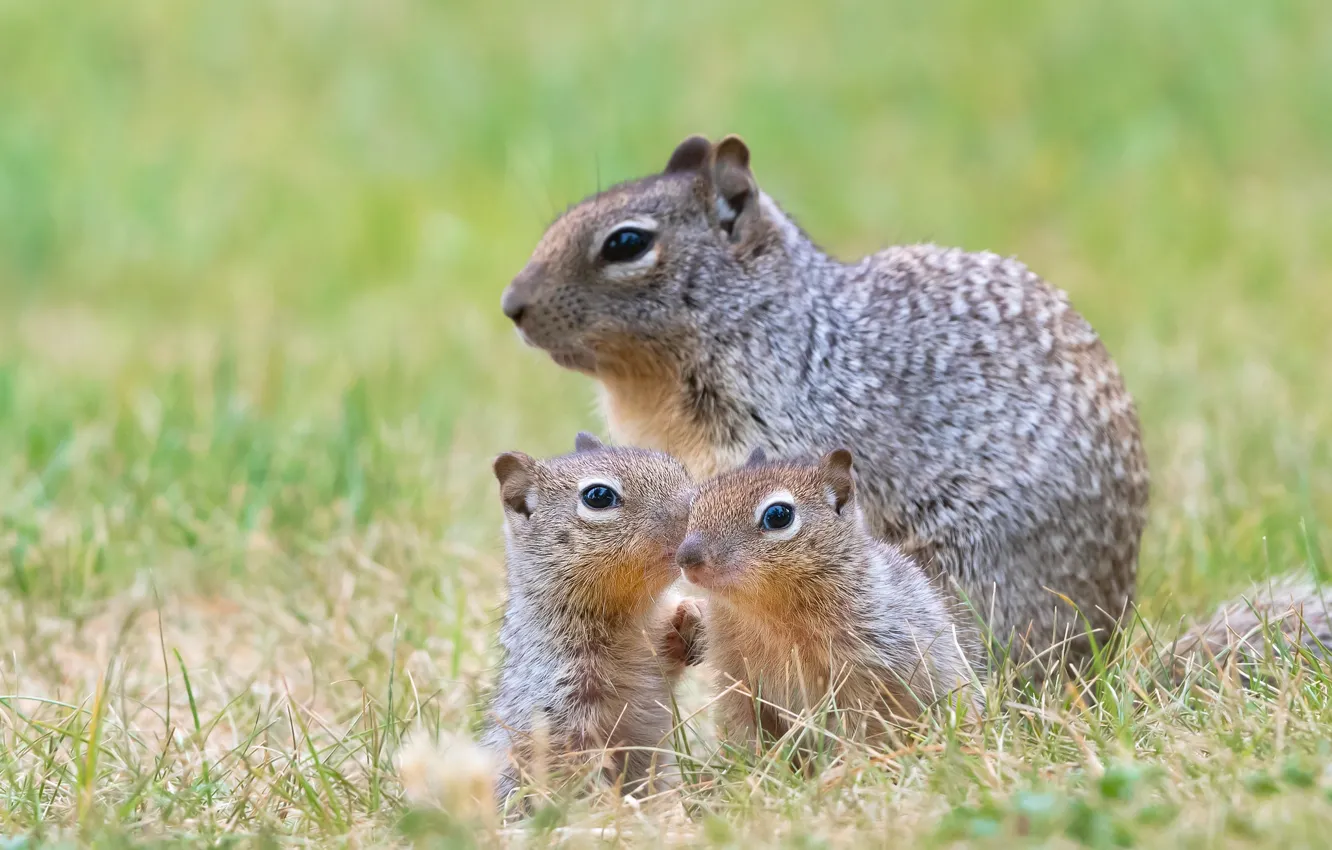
xmin=660 ymin=597 xmax=707 ymax=674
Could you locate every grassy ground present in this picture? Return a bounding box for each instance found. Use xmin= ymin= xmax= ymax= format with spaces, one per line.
xmin=2 ymin=0 xmax=1331 ymax=845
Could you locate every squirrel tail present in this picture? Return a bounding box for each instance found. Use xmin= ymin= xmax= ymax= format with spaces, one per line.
xmin=1167 ymin=575 xmax=1332 ymax=676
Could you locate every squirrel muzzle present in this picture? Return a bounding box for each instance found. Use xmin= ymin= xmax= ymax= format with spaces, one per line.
xmin=677 ymin=531 xmax=733 ymax=590
xmin=501 ymin=263 xmax=544 ymax=325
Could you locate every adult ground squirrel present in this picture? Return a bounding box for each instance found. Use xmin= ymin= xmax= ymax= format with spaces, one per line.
xmin=482 ymin=433 xmax=699 ymax=806
xmin=501 ymin=134 xmax=1149 ymax=668
xmin=676 ymin=448 xmax=974 ymax=748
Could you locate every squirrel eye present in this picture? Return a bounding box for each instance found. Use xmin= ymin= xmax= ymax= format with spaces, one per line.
xmin=580 ymin=484 xmax=621 ymax=510
xmin=600 ymin=227 xmax=654 ymax=263
xmin=760 ymin=503 xmax=795 ymax=531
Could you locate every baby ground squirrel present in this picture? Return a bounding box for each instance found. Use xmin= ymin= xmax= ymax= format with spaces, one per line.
xmin=501 ymin=133 xmax=1149 ymax=668
xmin=676 ymin=447 xmax=974 ymax=747
xmin=482 ymin=433 xmax=700 ymax=806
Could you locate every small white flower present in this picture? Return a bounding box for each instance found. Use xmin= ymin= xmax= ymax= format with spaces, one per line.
xmin=395 ymin=726 xmax=499 ymax=817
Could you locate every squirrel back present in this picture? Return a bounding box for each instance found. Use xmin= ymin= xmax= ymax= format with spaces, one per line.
xmin=502 ymin=134 xmax=1149 ymax=671
xmin=677 ymin=447 xmax=975 ymax=746
xmin=483 ymin=432 xmax=695 ymax=806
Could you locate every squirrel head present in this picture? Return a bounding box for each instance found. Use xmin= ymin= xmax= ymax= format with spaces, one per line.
xmin=500 ymin=134 xmax=781 ymax=375
xmin=677 ymin=448 xmax=864 ymax=604
xmin=492 ymin=432 xmax=694 ymax=616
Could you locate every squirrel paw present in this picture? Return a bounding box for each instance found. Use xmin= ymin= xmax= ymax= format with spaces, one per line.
xmin=661 ymin=597 xmax=707 ymax=669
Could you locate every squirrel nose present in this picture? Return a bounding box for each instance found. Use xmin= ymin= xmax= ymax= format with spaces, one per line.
xmin=676 ymin=532 xmax=708 ymax=573
xmin=500 ymin=289 xmax=527 ymax=325
xmin=503 ymin=264 xmax=545 ymax=325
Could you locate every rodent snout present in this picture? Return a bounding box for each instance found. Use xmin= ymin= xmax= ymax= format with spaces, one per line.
xmin=502 ymin=263 xmax=544 ymax=325
xmin=676 ymin=531 xmax=711 ymax=582
xmin=500 ymin=287 xmax=527 ymax=325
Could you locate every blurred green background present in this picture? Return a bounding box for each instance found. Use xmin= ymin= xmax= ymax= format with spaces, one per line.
xmin=1 ymin=0 xmax=1329 ymax=623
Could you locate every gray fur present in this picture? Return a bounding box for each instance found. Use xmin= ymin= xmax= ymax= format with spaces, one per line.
xmin=502 ymin=135 xmax=1149 ymax=668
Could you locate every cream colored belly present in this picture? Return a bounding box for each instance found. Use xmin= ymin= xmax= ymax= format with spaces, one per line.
xmin=597 ymin=380 xmax=744 ymax=478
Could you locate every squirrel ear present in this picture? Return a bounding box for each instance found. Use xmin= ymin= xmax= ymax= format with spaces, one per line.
xmin=743 ymin=446 xmax=767 ymax=468
xmin=574 ymin=431 xmax=604 ymax=453
xmin=819 ymin=448 xmax=855 ymax=514
xmin=664 ymin=135 xmax=711 ymax=174
xmin=712 ymin=135 xmax=760 ymax=243
xmin=493 ymin=452 xmax=536 ymax=517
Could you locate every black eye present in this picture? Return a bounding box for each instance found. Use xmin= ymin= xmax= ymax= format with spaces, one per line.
xmin=760 ymin=503 xmax=794 ymax=531
xmin=600 ymin=227 xmax=654 ymax=263
xmin=580 ymin=484 xmax=621 ymax=510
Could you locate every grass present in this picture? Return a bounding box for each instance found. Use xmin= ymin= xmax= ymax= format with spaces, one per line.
xmin=1 ymin=0 xmax=1330 ymax=845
